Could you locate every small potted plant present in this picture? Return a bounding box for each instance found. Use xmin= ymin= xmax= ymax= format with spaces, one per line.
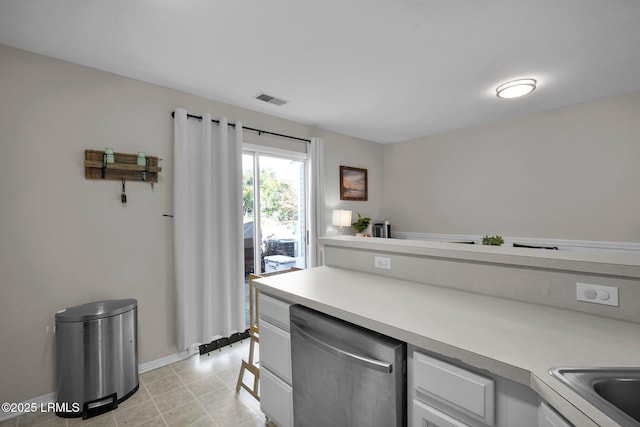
xmin=482 ymin=235 xmax=504 ymax=246
xmin=352 ymin=212 xmax=372 ymax=236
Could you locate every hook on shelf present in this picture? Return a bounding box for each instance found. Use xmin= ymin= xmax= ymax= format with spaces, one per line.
xmin=121 ymin=178 xmax=127 ymax=204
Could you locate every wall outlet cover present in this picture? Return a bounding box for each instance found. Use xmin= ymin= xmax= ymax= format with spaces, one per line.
xmin=374 ymin=256 xmax=391 ymax=269
xmin=576 ymin=283 xmax=619 ymax=307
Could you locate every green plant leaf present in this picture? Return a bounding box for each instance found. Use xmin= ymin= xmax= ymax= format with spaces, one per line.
xmin=352 ymin=211 xmax=371 ymax=233
xmin=482 ymin=235 xmax=504 ymax=246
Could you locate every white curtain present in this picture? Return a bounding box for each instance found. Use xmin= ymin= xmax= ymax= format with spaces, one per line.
xmin=308 ymin=137 xmax=326 ymax=267
xmin=173 ymin=108 xmax=245 ymax=352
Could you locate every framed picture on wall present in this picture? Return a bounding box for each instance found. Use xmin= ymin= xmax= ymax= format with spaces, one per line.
xmin=340 ymin=166 xmax=368 ymax=201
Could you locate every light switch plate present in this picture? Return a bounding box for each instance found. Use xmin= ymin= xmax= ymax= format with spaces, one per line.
xmin=576 ymin=283 xmax=619 ymax=307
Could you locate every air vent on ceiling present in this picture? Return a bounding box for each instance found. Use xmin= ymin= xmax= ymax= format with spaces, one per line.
xmin=256 ymin=93 xmax=287 ymax=106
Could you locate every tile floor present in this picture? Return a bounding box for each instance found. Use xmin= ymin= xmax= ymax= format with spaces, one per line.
xmin=1 ymin=340 xmax=267 ymax=427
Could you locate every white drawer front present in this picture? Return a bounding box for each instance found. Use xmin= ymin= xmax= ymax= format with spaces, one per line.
xmin=413 ymin=399 xmax=470 ymax=427
xmin=261 ymin=367 xmax=293 ymax=427
xmin=539 ymin=401 xmax=573 ymax=427
xmin=413 ymin=351 xmax=494 ymax=425
xmin=260 ymin=293 xmax=292 ymax=331
xmin=260 ymin=319 xmax=292 ymax=384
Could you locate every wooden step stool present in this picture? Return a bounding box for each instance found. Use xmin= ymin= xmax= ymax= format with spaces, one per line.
xmin=236 ymin=267 xmax=301 ymax=401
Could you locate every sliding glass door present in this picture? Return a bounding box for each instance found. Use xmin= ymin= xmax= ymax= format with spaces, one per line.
xmin=242 ymin=150 xmax=307 ymax=277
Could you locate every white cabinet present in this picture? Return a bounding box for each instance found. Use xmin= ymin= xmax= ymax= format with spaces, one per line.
xmin=539 ymin=401 xmax=573 ymax=427
xmin=261 ymin=367 xmax=293 ymax=427
xmin=260 ymin=292 xmax=292 ymax=330
xmin=260 ymin=319 xmax=292 ymax=383
xmin=413 ymin=351 xmax=495 ymax=425
xmin=412 ymin=350 xmax=494 ymax=427
xmin=409 ymin=346 xmax=540 ymax=427
xmin=259 ymin=293 xmax=293 ymax=427
xmin=414 ymin=399 xmax=470 ymax=427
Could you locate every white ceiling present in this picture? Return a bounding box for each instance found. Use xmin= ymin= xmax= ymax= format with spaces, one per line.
xmin=1 ymin=0 xmax=640 ymax=144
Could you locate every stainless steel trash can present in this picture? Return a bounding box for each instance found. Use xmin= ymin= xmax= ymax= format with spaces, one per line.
xmin=55 ymin=299 xmax=138 ymax=418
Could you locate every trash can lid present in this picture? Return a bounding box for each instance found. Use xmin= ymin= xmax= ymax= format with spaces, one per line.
xmin=55 ymin=299 xmax=137 ymax=322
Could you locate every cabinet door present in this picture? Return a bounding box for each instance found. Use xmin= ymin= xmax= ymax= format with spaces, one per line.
xmin=260 ymin=293 xmax=291 ymax=331
xmin=260 ymin=319 xmax=292 ymax=384
xmin=261 ymin=367 xmax=293 ymax=427
xmin=413 ymin=399 xmax=470 ymax=427
xmin=539 ymin=401 xmax=573 ymax=427
xmin=413 ymin=351 xmax=494 ymax=425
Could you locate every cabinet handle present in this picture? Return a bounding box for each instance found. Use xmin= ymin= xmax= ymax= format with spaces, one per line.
xmin=291 ymin=321 xmax=393 ymax=373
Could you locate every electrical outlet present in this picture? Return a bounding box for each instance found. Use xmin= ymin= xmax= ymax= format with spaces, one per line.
xmin=576 ymin=283 xmax=619 ymax=307
xmin=375 ymin=256 xmax=391 ymax=269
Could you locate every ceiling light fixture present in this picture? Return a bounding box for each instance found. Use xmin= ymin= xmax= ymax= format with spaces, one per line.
xmin=496 ymin=79 xmax=537 ymax=99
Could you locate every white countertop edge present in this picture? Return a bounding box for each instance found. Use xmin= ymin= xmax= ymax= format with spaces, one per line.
xmin=254 ymin=266 xmax=637 ymax=427
xmin=320 ymin=236 xmax=640 ymax=278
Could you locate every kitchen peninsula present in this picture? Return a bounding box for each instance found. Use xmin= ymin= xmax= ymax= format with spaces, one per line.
xmin=254 ymin=236 xmax=640 ymax=427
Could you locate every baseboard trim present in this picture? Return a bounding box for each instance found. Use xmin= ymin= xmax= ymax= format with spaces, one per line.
xmin=0 ymin=351 xmax=191 ymax=422
xmin=138 ymin=350 xmax=190 ymax=374
xmin=391 ymin=231 xmax=640 ymax=253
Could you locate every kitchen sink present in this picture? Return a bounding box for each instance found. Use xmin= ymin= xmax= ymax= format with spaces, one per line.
xmin=549 ymin=367 xmax=640 ymax=427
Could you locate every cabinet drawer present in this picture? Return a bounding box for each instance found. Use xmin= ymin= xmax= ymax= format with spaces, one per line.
xmin=260 ymin=293 xmax=292 ymax=331
xmin=539 ymin=401 xmax=573 ymax=427
xmin=413 ymin=351 xmax=494 ymax=425
xmin=261 ymin=367 xmax=293 ymax=427
xmin=260 ymin=319 xmax=292 ymax=384
xmin=413 ymin=399 xmax=470 ymax=427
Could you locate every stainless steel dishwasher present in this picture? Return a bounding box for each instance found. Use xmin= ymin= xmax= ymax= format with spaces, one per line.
xmin=290 ymin=305 xmax=406 ymax=427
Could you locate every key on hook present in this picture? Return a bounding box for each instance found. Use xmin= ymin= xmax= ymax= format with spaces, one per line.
xmin=121 ymin=178 xmax=127 ymax=204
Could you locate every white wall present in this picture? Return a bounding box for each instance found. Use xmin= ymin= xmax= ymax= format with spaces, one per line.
xmin=0 ymin=44 xmax=383 ymax=403
xmin=10 ymin=38 xmax=639 ymax=405
xmin=383 ymin=92 xmax=640 ymax=243
xmin=320 ymin=130 xmax=385 ymax=235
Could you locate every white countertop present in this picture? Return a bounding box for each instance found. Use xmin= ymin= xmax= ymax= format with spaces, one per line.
xmin=320 ymin=236 xmax=640 ymax=278
xmin=254 ymin=265 xmax=640 ymax=427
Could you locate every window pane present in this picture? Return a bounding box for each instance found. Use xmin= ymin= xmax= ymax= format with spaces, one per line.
xmin=259 ymin=156 xmax=306 ymax=273
xmin=242 ymin=154 xmax=256 ymax=278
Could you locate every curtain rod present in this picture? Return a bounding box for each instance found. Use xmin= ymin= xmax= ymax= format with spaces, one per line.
xmin=171 ymin=111 xmax=311 ymax=143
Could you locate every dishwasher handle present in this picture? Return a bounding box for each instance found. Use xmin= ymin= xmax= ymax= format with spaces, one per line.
xmin=291 ymin=320 xmax=393 ymax=374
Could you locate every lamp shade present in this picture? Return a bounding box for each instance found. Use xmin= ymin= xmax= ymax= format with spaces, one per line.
xmin=332 ymin=209 xmax=352 ymax=227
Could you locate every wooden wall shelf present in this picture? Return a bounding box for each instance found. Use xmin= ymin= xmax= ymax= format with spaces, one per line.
xmin=84 ymin=149 xmax=162 ymax=183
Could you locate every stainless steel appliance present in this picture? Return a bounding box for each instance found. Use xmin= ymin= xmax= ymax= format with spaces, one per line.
xmin=55 ymin=299 xmax=138 ymax=418
xmin=372 ymin=220 xmax=391 ymax=238
xmin=290 ymin=305 xmax=406 ymax=426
